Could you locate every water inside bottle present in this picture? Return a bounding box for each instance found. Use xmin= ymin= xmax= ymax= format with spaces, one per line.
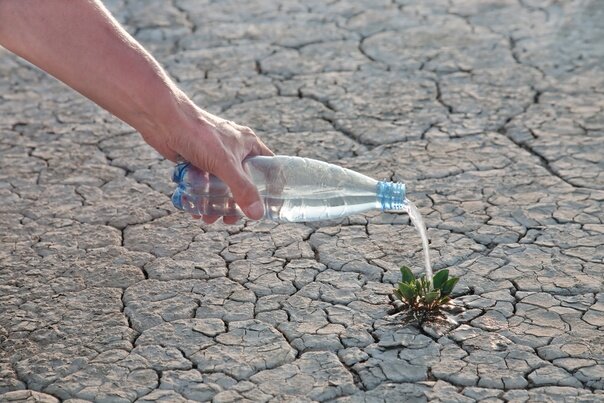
xmin=402 ymin=199 xmax=433 ymax=280
xmin=269 ymin=194 xmax=380 ymax=223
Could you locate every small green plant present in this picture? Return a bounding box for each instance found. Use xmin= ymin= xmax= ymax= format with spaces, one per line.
xmin=393 ymin=266 xmax=460 ymax=321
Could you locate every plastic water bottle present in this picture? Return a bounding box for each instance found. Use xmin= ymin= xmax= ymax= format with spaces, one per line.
xmin=171 ymin=155 xmax=406 ymax=222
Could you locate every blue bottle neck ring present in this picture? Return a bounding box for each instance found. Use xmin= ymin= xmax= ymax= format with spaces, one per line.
xmin=377 ymin=181 xmax=407 ymax=211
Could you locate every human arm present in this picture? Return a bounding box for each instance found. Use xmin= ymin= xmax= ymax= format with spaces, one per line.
xmin=0 ymin=0 xmax=271 ymax=223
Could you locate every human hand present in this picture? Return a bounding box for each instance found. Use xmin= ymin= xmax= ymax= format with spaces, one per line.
xmin=140 ymin=97 xmax=273 ymax=224
xmin=0 ymin=0 xmax=272 ymax=225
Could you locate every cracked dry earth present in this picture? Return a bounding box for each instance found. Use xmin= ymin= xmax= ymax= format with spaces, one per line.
xmin=1 ymin=0 xmax=603 ymax=402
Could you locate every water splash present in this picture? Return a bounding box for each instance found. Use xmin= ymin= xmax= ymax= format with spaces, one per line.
xmin=403 ymin=199 xmax=433 ymax=280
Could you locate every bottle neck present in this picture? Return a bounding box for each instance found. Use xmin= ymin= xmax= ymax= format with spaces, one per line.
xmin=377 ymin=181 xmax=407 ymax=211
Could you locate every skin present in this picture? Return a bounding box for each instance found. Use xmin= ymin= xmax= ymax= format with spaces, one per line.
xmin=0 ymin=0 xmax=272 ymax=224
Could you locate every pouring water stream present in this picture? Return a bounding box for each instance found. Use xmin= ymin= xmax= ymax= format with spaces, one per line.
xmin=401 ymin=199 xmax=433 ymax=280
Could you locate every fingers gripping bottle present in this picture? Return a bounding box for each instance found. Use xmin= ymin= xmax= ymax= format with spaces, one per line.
xmin=171 ymin=155 xmax=406 ymax=223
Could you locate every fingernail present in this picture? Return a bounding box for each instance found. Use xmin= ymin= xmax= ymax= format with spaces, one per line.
xmin=245 ymin=201 xmax=264 ymax=220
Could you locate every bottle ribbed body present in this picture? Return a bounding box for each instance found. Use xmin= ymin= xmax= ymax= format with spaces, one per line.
xmin=171 ymin=155 xmax=406 ymax=222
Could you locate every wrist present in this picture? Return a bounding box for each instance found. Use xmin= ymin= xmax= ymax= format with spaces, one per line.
xmin=127 ymin=69 xmax=180 ymax=129
xmin=133 ymin=77 xmax=208 ymax=161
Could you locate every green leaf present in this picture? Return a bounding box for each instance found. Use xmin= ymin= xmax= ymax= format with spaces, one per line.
xmin=393 ymin=289 xmax=402 ymax=300
xmin=441 ymin=277 xmax=460 ymax=296
xmin=398 ymin=283 xmax=416 ymax=302
xmin=400 ymin=266 xmax=415 ymax=284
xmin=424 ymin=290 xmax=440 ymax=304
xmin=414 ymin=278 xmax=423 ymax=295
xmin=432 ymin=270 xmax=449 ymax=290
xmin=420 ymin=276 xmax=430 ymax=294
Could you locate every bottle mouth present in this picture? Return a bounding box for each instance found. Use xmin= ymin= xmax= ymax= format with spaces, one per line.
xmin=377 ymin=181 xmax=406 ymax=211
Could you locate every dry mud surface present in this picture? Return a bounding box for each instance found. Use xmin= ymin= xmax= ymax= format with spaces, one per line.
xmin=1 ymin=0 xmax=603 ymax=402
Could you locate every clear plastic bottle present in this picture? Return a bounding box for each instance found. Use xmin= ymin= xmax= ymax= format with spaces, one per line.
xmin=171 ymin=155 xmax=406 ymax=222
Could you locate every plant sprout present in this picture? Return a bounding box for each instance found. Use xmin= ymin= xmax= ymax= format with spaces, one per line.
xmin=393 ymin=266 xmax=460 ymax=323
